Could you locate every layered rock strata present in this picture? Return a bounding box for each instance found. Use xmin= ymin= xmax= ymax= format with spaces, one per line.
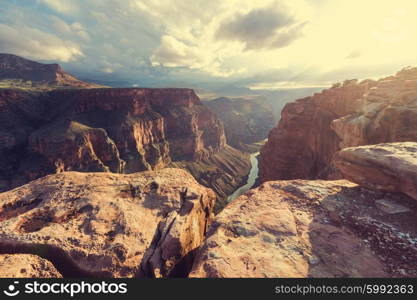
xmin=0 ymin=87 xmax=249 ymax=207
xmin=260 ymin=67 xmax=417 ymax=182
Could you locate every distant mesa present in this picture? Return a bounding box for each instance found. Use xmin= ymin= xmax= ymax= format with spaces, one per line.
xmin=0 ymin=53 xmax=103 ymax=90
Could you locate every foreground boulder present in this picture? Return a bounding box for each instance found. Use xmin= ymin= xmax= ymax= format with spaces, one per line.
xmin=0 ymin=254 xmax=62 ymax=278
xmin=334 ymin=142 xmax=417 ymax=202
xmin=190 ymin=180 xmax=417 ymax=277
xmin=0 ymin=168 xmax=215 ymax=278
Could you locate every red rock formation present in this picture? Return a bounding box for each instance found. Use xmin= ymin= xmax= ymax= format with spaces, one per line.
xmin=331 ymin=68 xmax=417 ymax=148
xmin=260 ymin=67 xmax=417 ymax=183
xmin=260 ymin=80 xmax=370 ymax=181
xmin=0 ymin=254 xmax=62 ymax=278
xmin=0 ymin=168 xmax=215 ymax=278
xmin=190 ymin=179 xmax=417 ymax=277
xmin=29 ymin=88 xmax=225 ymax=173
xmin=0 ymin=55 xmax=251 ymax=205
xmin=0 ymin=87 xmax=250 ymax=206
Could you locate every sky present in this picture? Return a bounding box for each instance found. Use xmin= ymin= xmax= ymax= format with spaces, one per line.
xmin=1 ymin=0 xmax=417 ymax=96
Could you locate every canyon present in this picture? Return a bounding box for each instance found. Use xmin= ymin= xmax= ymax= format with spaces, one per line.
xmin=191 ymin=142 xmax=417 ymax=278
xmin=0 ymin=56 xmax=252 ymax=208
xmin=0 ymin=55 xmax=416 ymax=279
xmin=260 ymin=67 xmax=417 ymax=182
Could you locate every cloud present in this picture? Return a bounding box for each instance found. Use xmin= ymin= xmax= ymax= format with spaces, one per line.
xmin=216 ymin=3 xmax=307 ymax=50
xmin=50 ymin=16 xmax=90 ymax=41
xmin=3 ymin=0 xmax=416 ymax=92
xmin=143 ymin=0 xmax=309 ymax=76
xmin=38 ymin=0 xmax=79 ymax=15
xmin=0 ymin=23 xmax=83 ymax=62
xmin=151 ymin=35 xmax=204 ymax=68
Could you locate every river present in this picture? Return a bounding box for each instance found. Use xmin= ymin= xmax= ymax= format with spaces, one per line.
xmin=227 ymin=151 xmax=260 ymax=203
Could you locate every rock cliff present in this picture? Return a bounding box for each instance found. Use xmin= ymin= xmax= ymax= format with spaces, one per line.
xmin=204 ymin=97 xmax=275 ymax=152
xmin=0 ymin=87 xmax=250 ymax=206
xmin=260 ymin=67 xmax=417 ymax=182
xmin=192 ymin=142 xmax=417 ymax=278
xmin=190 ymin=179 xmax=417 ymax=277
xmin=0 ymin=168 xmax=215 ymax=278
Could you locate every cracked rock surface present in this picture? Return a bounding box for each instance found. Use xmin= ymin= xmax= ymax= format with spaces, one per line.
xmin=0 ymin=254 xmax=62 ymax=278
xmin=190 ymin=180 xmax=417 ymax=277
xmin=0 ymin=168 xmax=215 ymax=278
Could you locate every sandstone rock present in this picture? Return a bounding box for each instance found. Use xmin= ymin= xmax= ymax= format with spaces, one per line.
xmin=190 ymin=180 xmax=417 ymax=277
xmin=0 ymin=82 xmax=250 ymax=207
xmin=260 ymin=67 xmax=417 ymax=183
xmin=260 ymin=81 xmax=369 ymax=182
xmin=334 ymin=142 xmax=417 ymax=201
xmin=0 ymin=254 xmax=62 ymax=278
xmin=0 ymin=169 xmax=215 ymax=278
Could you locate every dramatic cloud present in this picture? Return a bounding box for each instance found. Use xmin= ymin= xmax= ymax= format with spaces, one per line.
xmin=144 ymin=0 xmax=309 ymax=76
xmin=216 ymin=4 xmax=307 ymax=50
xmin=0 ymin=24 xmax=82 ymax=62
xmin=151 ymin=35 xmax=208 ymax=68
xmin=1 ymin=0 xmax=417 ymax=93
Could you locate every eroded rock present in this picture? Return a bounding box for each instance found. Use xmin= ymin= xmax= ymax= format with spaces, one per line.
xmin=334 ymin=142 xmax=417 ymax=201
xmin=0 ymin=254 xmax=62 ymax=278
xmin=0 ymin=168 xmax=215 ymax=278
xmin=190 ymin=180 xmax=417 ymax=277
xmin=260 ymin=67 xmax=417 ymax=183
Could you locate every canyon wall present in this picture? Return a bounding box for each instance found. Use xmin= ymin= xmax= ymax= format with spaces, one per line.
xmin=0 ymin=88 xmax=249 ymax=205
xmin=204 ymin=97 xmax=275 ymax=152
xmin=191 ymin=143 xmax=417 ymax=277
xmin=260 ymin=68 xmax=417 ymax=182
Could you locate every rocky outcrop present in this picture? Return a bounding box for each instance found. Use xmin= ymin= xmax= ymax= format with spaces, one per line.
xmin=204 ymin=97 xmax=275 ymax=152
xmin=0 ymin=254 xmax=62 ymax=278
xmin=260 ymin=67 xmax=417 ymax=183
xmin=334 ymin=142 xmax=417 ymax=202
xmin=0 ymin=53 xmax=99 ymax=88
xmin=0 ymin=168 xmax=215 ymax=278
xmin=0 ymin=87 xmax=250 ymax=207
xmin=190 ymin=179 xmax=417 ymax=277
xmin=260 ymin=80 xmax=370 ymax=182
xmin=331 ymin=68 xmax=417 ymax=148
